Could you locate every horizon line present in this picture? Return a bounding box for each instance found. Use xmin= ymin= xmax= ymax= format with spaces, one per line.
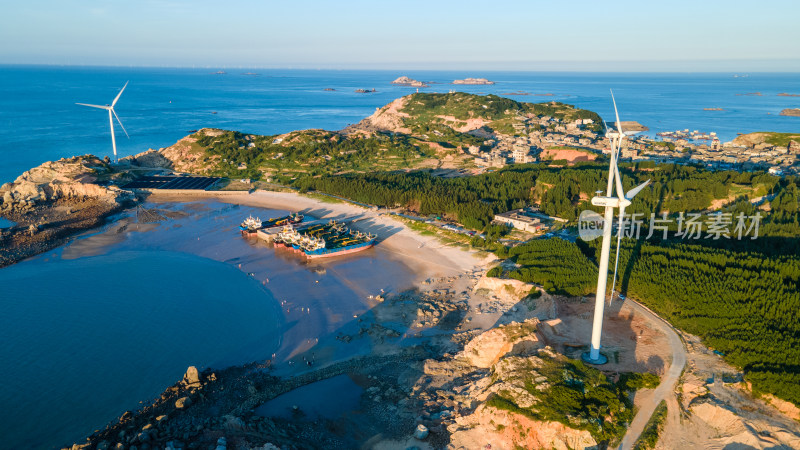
xmin=2 ymin=62 xmax=800 ymax=74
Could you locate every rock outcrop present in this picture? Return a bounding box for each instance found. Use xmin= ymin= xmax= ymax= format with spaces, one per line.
xmin=452 ymin=78 xmax=495 ymax=85
xmin=691 ymin=401 xmax=800 ymax=449
xmin=450 ymin=404 xmax=596 ymax=450
xmin=0 ymin=155 xmax=133 ymax=212
xmin=159 ymin=130 xmax=219 ymax=173
xmin=780 ymin=108 xmax=800 ymax=117
xmin=124 ymin=148 xmax=173 ymax=168
xmin=345 ymin=97 xmax=412 ymax=135
xmin=182 ymin=366 xmax=201 ymax=388
xmin=473 ymin=275 xmax=535 ymax=305
xmin=391 ymin=76 xmax=428 ymax=87
xmin=458 ymin=318 xmax=543 ymax=368
xmin=732 ymin=131 xmax=800 ymax=148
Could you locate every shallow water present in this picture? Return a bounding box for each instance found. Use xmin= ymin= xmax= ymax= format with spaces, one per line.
xmin=0 ymin=199 xmax=416 ymax=448
xmin=255 ymin=374 xmax=363 ymax=421
xmin=0 ymin=250 xmax=283 ymax=449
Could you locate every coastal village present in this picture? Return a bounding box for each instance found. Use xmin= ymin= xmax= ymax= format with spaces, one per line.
xmin=383 ymin=77 xmax=800 ymax=176
xmin=459 ymin=109 xmax=800 ymax=175
xmin=1 ymin=88 xmax=799 ymax=450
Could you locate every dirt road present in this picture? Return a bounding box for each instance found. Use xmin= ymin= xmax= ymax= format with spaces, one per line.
xmin=618 ymin=299 xmax=687 ymax=450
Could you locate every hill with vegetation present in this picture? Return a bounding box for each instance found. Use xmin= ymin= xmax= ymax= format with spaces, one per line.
xmin=143 ymin=92 xmax=604 ymax=183
xmin=140 ymin=92 xmax=800 ymax=409
xmin=732 ymin=131 xmax=800 ymax=148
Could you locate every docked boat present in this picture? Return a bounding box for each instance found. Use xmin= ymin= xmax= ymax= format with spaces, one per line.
xmin=272 ymin=219 xmax=376 ymax=258
xmin=239 ymin=213 xmax=304 ymax=234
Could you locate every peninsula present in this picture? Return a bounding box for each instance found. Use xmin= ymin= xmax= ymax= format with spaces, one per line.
xmin=1 ymin=92 xmax=799 ymax=450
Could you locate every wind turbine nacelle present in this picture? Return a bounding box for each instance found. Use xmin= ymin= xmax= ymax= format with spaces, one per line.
xmin=591 ymin=196 xmax=622 ymax=208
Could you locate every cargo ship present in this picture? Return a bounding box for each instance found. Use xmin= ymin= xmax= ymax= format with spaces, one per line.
xmin=273 ymin=220 xmax=376 ymax=258
xmin=239 ymin=213 xmax=303 ymax=234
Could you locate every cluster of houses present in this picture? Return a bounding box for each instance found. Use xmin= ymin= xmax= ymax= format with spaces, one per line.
xmin=620 ymin=136 xmax=800 ymax=175
xmin=460 ymin=113 xmax=800 ymax=176
xmin=468 ymin=115 xmax=600 ymax=167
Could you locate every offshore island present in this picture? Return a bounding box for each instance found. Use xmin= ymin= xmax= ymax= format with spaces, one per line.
xmin=2 ymin=92 xmax=800 ymax=449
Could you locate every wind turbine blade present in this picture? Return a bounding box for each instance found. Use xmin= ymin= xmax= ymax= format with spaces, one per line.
xmin=610 ymin=205 xmax=625 ymax=304
xmin=111 ymin=81 xmax=129 ymax=107
xmin=611 ymin=90 xmax=623 ymax=135
xmin=613 ymin=154 xmax=626 ymax=199
xmin=76 ymin=103 xmax=110 ymax=110
xmin=111 ymin=108 xmax=129 ymax=138
xmin=625 ymin=179 xmax=651 ymax=200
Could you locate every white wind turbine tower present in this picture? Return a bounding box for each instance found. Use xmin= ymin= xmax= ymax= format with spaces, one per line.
xmin=582 ymin=91 xmax=650 ymax=365
xmin=76 ymin=81 xmax=130 ymax=162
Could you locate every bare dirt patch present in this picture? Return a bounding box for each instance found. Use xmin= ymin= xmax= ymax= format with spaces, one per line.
xmin=541 ymin=148 xmax=598 ymax=164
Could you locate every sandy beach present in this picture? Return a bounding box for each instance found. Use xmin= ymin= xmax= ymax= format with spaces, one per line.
xmin=221 ymin=190 xmax=488 ymax=280
xmin=40 ymin=189 xmax=720 ymax=449
xmin=142 ymin=190 xmax=492 ymax=374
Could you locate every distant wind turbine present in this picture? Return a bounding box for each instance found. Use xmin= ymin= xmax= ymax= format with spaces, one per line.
xmin=583 ymin=91 xmax=650 ymax=365
xmin=76 ymin=81 xmax=129 ymax=162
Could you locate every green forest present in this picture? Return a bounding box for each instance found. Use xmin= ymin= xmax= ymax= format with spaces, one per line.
xmin=184 ymin=92 xmax=800 ymax=408
xmin=295 ymin=162 xmax=799 ymax=238
xmin=297 ymin=161 xmax=800 ymax=407
xmin=491 ymin=235 xmax=800 ymax=407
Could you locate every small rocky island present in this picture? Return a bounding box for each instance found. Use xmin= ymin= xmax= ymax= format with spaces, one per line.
xmin=453 ymin=77 xmax=494 ymax=85
xmin=391 ymin=76 xmax=428 ymax=87
xmin=780 ymin=108 xmax=800 ymax=117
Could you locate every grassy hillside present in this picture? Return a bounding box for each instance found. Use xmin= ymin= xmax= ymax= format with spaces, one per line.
xmin=164 ymin=92 xmax=604 ymax=181
xmin=401 ymin=92 xmax=603 ymax=134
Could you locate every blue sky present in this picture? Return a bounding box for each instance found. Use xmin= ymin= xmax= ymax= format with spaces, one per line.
xmin=1 ymin=0 xmax=798 ymax=71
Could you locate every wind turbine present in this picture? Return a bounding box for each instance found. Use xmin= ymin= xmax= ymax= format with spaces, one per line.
xmin=582 ymin=91 xmax=650 ymax=365
xmin=76 ymin=81 xmax=129 ymax=162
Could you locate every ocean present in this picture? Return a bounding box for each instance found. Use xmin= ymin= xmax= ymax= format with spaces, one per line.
xmin=0 ymin=200 xmax=417 ymax=448
xmin=0 ymin=66 xmax=798 ymax=448
xmin=0 ymin=66 xmax=799 ymax=183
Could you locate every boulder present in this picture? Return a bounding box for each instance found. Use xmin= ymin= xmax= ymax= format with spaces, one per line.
xmin=215 ymin=437 xmax=227 ymax=450
xmin=183 ymin=366 xmax=201 ymax=387
xmin=414 ymin=424 xmax=429 ymax=440
xmin=223 ymin=415 xmax=246 ymax=431
xmin=175 ymin=396 xmax=192 ymax=409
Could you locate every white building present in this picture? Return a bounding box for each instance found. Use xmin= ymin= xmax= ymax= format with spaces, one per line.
xmin=493 ymin=208 xmax=546 ymax=232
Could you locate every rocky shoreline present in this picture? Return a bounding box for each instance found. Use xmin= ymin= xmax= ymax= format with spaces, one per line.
xmin=0 ymin=155 xmax=136 ymax=267
xmin=74 ymin=349 xmax=431 ymax=450
xmin=0 ymin=198 xmax=127 ymax=267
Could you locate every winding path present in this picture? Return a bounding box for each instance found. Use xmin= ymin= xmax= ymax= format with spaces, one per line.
xmin=617 ymin=299 xmax=687 ymax=450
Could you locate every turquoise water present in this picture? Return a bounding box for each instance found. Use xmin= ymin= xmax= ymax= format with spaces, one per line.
xmin=1 ymin=66 xmax=799 ymax=183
